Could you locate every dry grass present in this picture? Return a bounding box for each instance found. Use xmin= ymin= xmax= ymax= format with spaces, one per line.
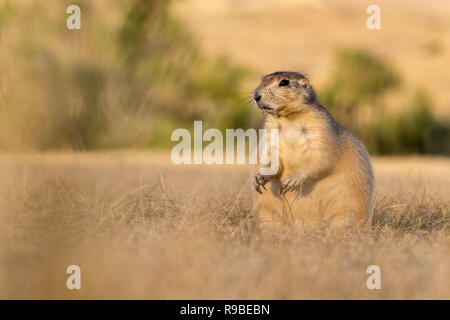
xmin=0 ymin=152 xmax=448 ymax=299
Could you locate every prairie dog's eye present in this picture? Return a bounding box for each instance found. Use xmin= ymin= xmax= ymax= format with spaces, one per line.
xmin=279 ymin=79 xmax=289 ymax=86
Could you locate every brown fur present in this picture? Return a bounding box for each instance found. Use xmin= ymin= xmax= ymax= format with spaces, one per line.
xmin=251 ymin=71 xmax=374 ymax=230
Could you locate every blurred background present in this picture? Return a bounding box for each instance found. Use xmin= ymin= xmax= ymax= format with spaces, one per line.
xmin=0 ymin=0 xmax=449 ymax=154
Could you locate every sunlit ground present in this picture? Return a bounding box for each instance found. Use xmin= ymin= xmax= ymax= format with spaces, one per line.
xmin=0 ymin=152 xmax=448 ymax=299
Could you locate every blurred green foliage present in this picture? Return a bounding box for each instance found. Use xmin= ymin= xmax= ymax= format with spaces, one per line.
xmin=370 ymin=91 xmax=450 ymax=154
xmin=322 ymin=48 xmax=400 ymax=112
xmin=0 ymin=0 xmax=253 ymax=150
xmin=320 ymin=48 xmax=449 ymax=155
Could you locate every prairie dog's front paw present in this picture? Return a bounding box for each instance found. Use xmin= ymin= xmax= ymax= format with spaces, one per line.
xmin=280 ymin=173 xmax=303 ymax=195
xmin=253 ymin=174 xmax=270 ymax=194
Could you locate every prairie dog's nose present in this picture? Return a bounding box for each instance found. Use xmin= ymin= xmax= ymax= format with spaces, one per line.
xmin=253 ymin=91 xmax=261 ymax=102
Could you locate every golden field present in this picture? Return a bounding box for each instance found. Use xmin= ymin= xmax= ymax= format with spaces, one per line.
xmin=0 ymin=152 xmax=448 ymax=299
xmin=175 ymin=0 xmax=450 ymax=117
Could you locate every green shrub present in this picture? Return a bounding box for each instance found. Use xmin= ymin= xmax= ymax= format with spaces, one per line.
xmin=319 ymin=48 xmax=449 ymax=155
xmin=0 ymin=0 xmax=254 ymax=150
xmin=371 ymin=91 xmax=450 ymax=154
xmin=321 ymin=48 xmax=400 ymax=117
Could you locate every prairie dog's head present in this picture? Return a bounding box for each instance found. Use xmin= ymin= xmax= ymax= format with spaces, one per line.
xmin=252 ymin=71 xmax=317 ymax=117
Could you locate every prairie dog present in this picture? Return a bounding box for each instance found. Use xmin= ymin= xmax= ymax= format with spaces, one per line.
xmin=251 ymin=71 xmax=374 ymax=229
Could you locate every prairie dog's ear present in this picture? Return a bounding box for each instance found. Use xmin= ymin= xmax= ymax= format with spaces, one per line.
xmin=299 ymin=79 xmax=311 ymax=89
